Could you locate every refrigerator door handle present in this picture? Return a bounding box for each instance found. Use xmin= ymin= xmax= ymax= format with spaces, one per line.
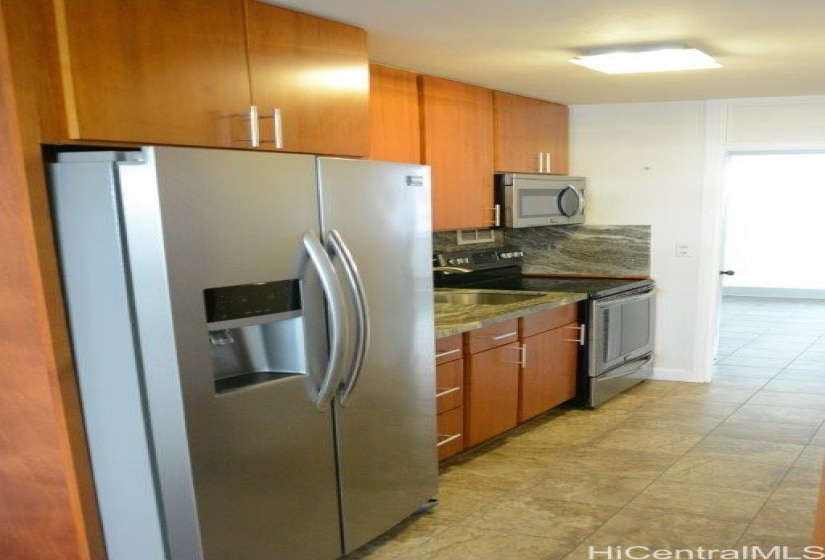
xmin=327 ymin=229 xmax=370 ymax=406
xmin=302 ymin=230 xmax=349 ymax=410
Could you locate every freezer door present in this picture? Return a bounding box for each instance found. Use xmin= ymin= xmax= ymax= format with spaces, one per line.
xmin=317 ymin=158 xmax=438 ymax=553
xmin=101 ymin=147 xmax=343 ymax=560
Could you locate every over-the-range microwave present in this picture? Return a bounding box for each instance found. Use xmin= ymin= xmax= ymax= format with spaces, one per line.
xmin=494 ymin=173 xmax=586 ymax=228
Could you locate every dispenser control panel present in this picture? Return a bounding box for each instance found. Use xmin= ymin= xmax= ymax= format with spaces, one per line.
xmin=204 ymin=279 xmax=301 ymax=323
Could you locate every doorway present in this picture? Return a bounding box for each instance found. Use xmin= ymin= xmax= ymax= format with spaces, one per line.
xmin=722 ymin=151 xmax=825 ymax=301
xmin=716 ymin=151 xmax=825 ymax=367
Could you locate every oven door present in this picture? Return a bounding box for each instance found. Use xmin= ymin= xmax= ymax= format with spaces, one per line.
xmin=500 ymin=175 xmax=585 ymax=228
xmin=589 ymin=287 xmax=655 ymax=377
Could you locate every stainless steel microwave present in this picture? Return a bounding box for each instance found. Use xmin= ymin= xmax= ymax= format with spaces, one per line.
xmin=494 ymin=173 xmax=586 ymax=228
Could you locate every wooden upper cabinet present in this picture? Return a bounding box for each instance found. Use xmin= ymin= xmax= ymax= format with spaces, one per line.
xmin=245 ymin=1 xmax=369 ymax=157
xmin=419 ymin=76 xmax=495 ymax=231
xmin=493 ymin=91 xmax=569 ymax=175
xmin=369 ymin=64 xmax=420 ymax=164
xmin=55 ymin=0 xmax=251 ymax=146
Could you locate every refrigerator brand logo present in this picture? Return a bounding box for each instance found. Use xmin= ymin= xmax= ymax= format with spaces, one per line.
xmin=588 ymin=546 xmax=825 ymax=560
xmin=406 ymin=175 xmax=425 ymax=187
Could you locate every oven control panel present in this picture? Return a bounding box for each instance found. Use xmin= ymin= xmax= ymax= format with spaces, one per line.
xmin=434 ymin=247 xmax=525 ymax=271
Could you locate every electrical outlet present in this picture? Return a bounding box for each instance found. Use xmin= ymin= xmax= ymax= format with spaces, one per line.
xmin=675 ymin=243 xmax=693 ymax=257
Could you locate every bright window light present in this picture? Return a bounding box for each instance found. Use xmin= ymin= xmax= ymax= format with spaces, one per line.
xmin=724 ymin=152 xmax=825 ymax=291
xmin=570 ymin=45 xmax=722 ymax=74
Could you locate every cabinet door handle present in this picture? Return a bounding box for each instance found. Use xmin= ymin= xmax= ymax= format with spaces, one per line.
xmin=519 ymin=343 xmax=528 ymax=367
xmin=487 ymin=331 xmax=517 ymax=341
xmin=436 ymin=386 xmax=461 ymax=398
xmin=233 ymin=106 xmax=261 ymax=147
xmin=544 ymin=153 xmax=552 ymax=173
xmin=535 ymin=153 xmax=544 ymax=173
xmin=437 ymin=433 xmax=462 ymax=447
xmin=435 ymin=348 xmax=461 ymax=360
xmin=565 ymin=324 xmax=586 ymax=345
xmin=259 ymin=108 xmax=284 ymax=149
xmin=490 ymin=204 xmax=501 ymax=227
xmin=272 ymin=108 xmax=283 ymax=149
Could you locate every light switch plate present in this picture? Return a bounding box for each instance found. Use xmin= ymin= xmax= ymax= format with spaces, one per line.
xmin=675 ymin=243 xmax=693 ymax=257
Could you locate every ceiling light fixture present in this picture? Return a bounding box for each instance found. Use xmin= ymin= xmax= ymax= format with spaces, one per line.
xmin=570 ymin=43 xmax=722 ymax=74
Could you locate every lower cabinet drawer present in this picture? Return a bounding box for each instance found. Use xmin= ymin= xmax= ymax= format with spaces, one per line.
xmin=436 ymin=359 xmax=463 ymax=414
xmin=436 ymin=407 xmax=464 ymax=460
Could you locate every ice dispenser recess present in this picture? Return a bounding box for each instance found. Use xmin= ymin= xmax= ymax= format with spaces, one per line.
xmin=205 ymin=280 xmax=307 ymax=394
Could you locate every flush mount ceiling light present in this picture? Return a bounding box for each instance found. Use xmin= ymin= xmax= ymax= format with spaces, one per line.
xmin=570 ymin=43 xmax=722 ymax=74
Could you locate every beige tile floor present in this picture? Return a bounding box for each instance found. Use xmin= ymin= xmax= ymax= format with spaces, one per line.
xmin=347 ymin=297 xmax=825 ymax=559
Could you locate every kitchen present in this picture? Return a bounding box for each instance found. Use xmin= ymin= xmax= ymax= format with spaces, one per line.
xmin=3 ymin=1 xmax=825 ymax=559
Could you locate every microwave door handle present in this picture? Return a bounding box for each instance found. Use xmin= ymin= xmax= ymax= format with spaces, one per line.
xmin=557 ymin=186 xmax=574 ymax=217
xmin=559 ymin=183 xmax=584 ymax=218
xmin=570 ymin=184 xmax=585 ymax=215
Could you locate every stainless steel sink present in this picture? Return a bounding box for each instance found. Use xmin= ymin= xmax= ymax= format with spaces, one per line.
xmin=433 ymin=290 xmax=545 ymax=306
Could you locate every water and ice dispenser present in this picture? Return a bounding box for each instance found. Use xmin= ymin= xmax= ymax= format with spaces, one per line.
xmin=204 ymin=280 xmax=307 ymax=394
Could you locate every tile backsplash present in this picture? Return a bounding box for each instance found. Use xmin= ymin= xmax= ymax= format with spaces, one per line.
xmin=433 ymin=225 xmax=651 ymax=277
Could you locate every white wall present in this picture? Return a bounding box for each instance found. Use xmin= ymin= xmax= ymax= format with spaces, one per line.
xmin=571 ymin=96 xmax=825 ymax=383
xmin=571 ymin=101 xmax=707 ymax=381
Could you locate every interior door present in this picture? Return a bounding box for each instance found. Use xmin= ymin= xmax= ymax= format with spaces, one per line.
xmin=317 ymin=158 xmax=438 ymax=554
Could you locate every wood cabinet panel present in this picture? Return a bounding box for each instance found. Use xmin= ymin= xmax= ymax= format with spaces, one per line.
xmin=436 ymin=407 xmax=464 ymax=460
xmin=436 ymin=359 xmax=463 ymax=414
xmin=493 ymin=91 xmax=569 ymax=175
xmin=465 ymin=345 xmax=520 ymax=446
xmin=520 ymin=303 xmax=578 ymax=338
xmin=55 ymin=0 xmax=251 ymax=146
xmin=419 ymin=76 xmax=494 ymax=230
xmin=464 ymin=319 xmax=518 ymax=354
xmin=519 ymin=323 xmax=579 ymax=422
xmin=369 ymin=64 xmax=420 ymax=163
xmin=246 ymin=1 xmax=369 ymax=156
xmin=435 ymin=334 xmax=463 ymax=365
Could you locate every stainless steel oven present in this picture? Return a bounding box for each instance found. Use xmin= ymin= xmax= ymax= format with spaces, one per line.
xmin=587 ymin=286 xmax=655 ymax=407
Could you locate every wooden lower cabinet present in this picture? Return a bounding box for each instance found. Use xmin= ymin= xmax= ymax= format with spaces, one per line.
xmin=464 ymin=344 xmax=520 ymax=447
xmin=519 ymin=322 xmax=579 ymax=422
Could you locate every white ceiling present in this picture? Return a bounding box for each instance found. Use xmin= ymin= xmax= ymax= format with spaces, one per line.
xmin=263 ymin=0 xmax=825 ymax=105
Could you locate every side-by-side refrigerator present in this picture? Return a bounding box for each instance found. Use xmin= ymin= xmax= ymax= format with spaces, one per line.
xmin=50 ymin=147 xmax=437 ymax=560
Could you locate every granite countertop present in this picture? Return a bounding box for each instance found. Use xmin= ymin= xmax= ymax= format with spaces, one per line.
xmin=434 ymin=289 xmax=587 ymax=339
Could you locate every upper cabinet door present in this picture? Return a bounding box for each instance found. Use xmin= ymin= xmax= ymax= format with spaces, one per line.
xmin=55 ymin=0 xmax=251 ymax=146
xmin=369 ymin=64 xmax=420 ymax=164
xmin=245 ymin=1 xmax=369 ymax=157
xmin=419 ymin=76 xmax=494 ymax=231
xmin=493 ymin=91 xmax=569 ymax=175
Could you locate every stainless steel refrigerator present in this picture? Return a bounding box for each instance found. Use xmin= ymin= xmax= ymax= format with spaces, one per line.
xmin=50 ymin=146 xmax=437 ymax=560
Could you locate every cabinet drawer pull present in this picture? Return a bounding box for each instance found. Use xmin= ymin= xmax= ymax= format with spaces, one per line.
xmin=564 ymin=324 xmax=586 ymax=346
xmin=436 ymin=386 xmax=461 ymax=398
xmin=437 ymin=433 xmax=462 ymax=447
xmin=435 ymin=348 xmax=461 ymax=360
xmin=487 ymin=331 xmax=517 ymax=341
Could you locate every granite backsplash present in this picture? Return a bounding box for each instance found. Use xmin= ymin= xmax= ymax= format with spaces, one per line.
xmin=433 ymin=225 xmax=651 ymax=278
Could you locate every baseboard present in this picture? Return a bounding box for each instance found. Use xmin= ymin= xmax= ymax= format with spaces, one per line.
xmin=650 ymin=367 xmax=705 ymax=383
xmin=723 ymin=286 xmax=825 ymax=300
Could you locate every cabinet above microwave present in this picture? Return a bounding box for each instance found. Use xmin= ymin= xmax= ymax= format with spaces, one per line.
xmin=494 ymin=174 xmax=586 ymax=228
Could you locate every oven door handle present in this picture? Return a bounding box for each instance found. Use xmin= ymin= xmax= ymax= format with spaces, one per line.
xmin=595 ymin=290 xmax=653 ymax=308
xmin=600 ymin=356 xmax=654 ymax=380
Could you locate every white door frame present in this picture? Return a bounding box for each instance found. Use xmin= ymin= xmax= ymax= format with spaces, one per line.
xmin=693 ymin=96 xmax=825 ymax=381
